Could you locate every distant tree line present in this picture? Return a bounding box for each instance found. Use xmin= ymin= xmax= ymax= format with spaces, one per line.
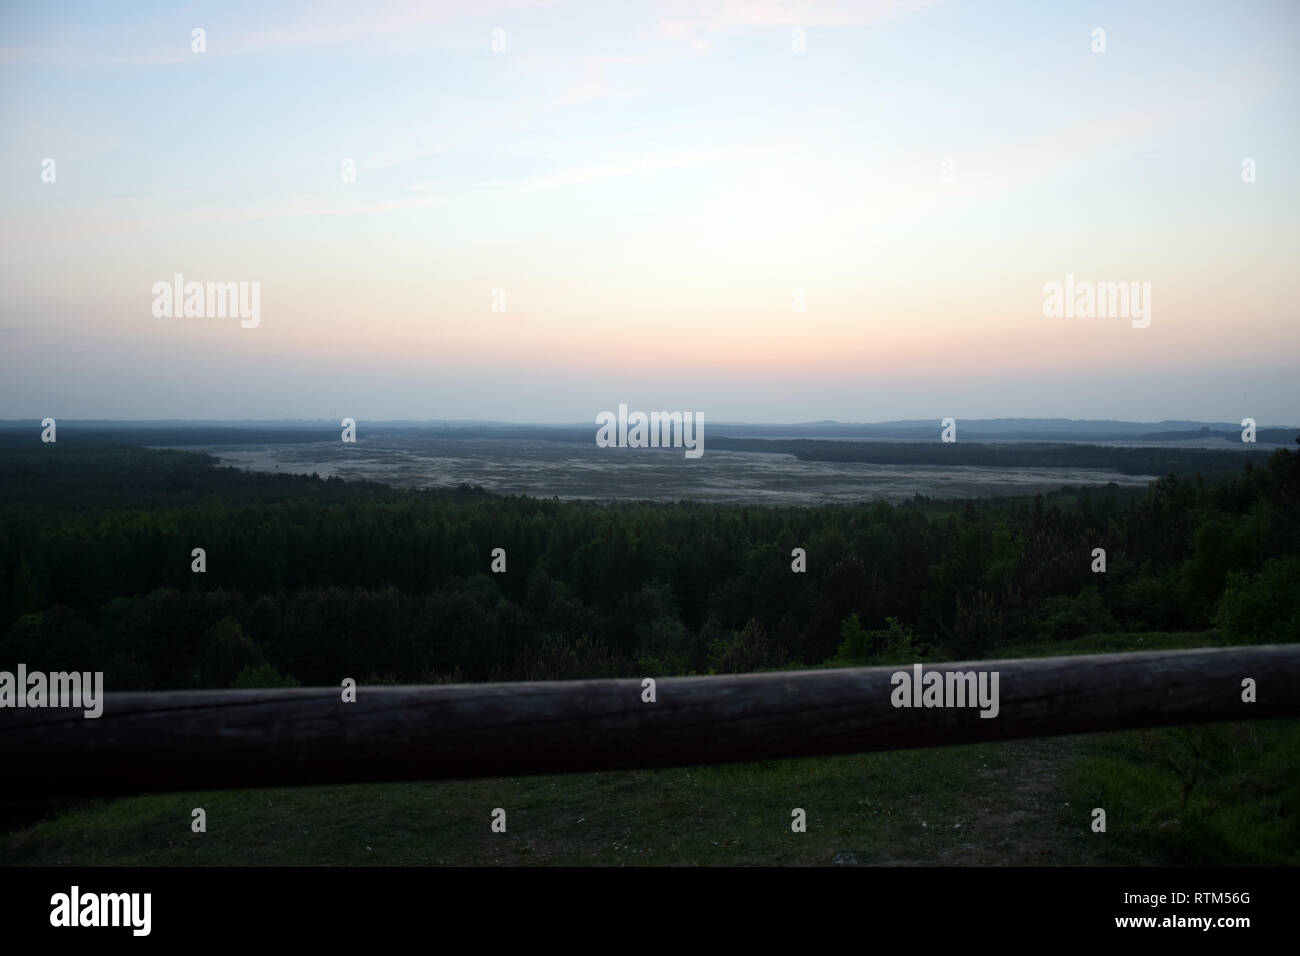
xmin=708 ymin=437 xmax=1284 ymax=475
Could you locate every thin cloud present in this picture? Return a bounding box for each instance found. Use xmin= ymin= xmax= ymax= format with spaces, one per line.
xmin=658 ymin=0 xmax=939 ymax=35
xmin=0 ymin=0 xmax=567 ymax=66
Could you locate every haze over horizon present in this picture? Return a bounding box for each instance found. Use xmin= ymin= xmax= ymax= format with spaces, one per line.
xmin=4 ymin=415 xmax=1298 ymax=430
xmin=3 ymin=0 xmax=1297 ymax=422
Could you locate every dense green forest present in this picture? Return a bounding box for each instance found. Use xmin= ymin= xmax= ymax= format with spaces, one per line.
xmin=2 ymin=438 xmax=1296 ymax=692
xmin=707 ymin=437 xmax=1281 ymax=475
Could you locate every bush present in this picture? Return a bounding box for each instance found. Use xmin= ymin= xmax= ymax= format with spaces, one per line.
xmin=232 ymin=662 xmax=300 ymax=688
xmin=832 ymin=614 xmax=920 ymax=664
xmin=707 ymin=619 xmax=785 ymax=673
xmin=1215 ymin=555 xmax=1300 ymax=644
xmin=1034 ymin=587 xmax=1116 ymax=642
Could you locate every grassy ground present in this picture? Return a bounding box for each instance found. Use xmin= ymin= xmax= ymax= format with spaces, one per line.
xmin=4 ymin=632 xmax=1296 ymax=866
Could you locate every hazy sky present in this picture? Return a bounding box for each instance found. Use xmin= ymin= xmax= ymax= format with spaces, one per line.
xmin=2 ymin=0 xmax=1297 ymax=423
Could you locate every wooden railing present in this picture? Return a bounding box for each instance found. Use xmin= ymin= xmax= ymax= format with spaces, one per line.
xmin=3 ymin=645 xmax=1297 ymax=795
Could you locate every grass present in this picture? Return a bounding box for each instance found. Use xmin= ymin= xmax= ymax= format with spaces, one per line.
xmin=4 ymin=631 xmax=1296 ymax=866
xmin=1066 ymin=721 xmax=1300 ymax=866
xmin=4 ymin=739 xmax=1105 ymax=866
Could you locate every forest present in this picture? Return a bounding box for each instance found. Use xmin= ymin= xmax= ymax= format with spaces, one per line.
xmin=2 ymin=436 xmax=1296 ymax=693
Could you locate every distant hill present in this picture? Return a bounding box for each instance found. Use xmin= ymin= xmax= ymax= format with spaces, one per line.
xmin=0 ymin=418 xmax=1295 ymax=447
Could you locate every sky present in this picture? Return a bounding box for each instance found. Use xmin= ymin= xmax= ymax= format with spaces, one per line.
xmin=1 ymin=0 xmax=1297 ymax=424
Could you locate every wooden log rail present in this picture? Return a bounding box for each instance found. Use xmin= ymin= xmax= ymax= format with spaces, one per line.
xmin=3 ymin=645 xmax=1297 ymax=795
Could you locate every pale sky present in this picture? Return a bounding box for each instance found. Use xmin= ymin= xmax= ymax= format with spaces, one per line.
xmin=2 ymin=0 xmax=1297 ymax=423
